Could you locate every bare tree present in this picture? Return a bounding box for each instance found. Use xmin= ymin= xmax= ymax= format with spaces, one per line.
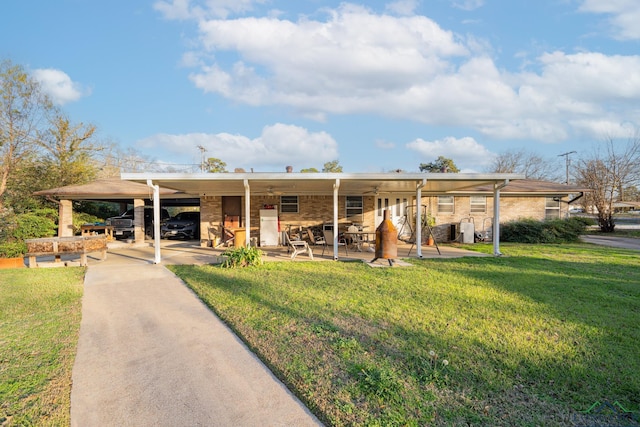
xmin=488 ymin=149 xmax=562 ymax=181
xmin=574 ymin=132 xmax=640 ymax=232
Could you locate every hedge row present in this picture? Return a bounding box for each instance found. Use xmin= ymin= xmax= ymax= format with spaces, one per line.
xmin=0 ymin=208 xmax=102 ymax=257
xmin=500 ymin=217 xmax=594 ymax=244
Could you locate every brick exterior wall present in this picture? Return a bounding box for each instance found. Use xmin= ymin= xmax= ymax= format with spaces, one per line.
xmin=199 ymin=194 xmax=569 ymax=245
xmin=133 ymin=199 xmax=145 ymax=244
xmin=200 ymin=196 xmax=223 ymax=244
xmin=422 ymin=195 xmax=569 ymax=242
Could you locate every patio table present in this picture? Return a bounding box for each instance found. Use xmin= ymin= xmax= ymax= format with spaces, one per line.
xmin=344 ymin=231 xmax=376 ymax=252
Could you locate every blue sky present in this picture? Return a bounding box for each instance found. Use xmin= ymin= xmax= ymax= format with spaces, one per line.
xmin=2 ymin=0 xmax=639 ymax=173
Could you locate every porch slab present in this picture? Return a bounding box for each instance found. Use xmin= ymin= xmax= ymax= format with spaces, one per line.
xmin=78 ymin=239 xmax=489 ymax=267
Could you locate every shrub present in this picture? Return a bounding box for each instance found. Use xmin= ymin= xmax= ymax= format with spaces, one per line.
xmin=12 ymin=211 xmax=57 ymax=240
xmin=0 ymin=241 xmax=27 ymax=258
xmin=0 ymin=208 xmax=57 ymax=257
xmin=221 ymin=246 xmax=263 ymax=268
xmin=73 ymin=212 xmax=104 ymax=235
xmin=501 ymin=217 xmax=591 ymax=244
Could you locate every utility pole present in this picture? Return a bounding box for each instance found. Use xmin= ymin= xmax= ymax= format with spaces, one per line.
xmin=558 ymin=151 xmax=576 ymax=185
xmin=197 ymin=145 xmax=207 ymax=173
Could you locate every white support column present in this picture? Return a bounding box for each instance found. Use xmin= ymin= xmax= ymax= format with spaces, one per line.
xmin=333 ymin=179 xmax=340 ymax=260
xmin=493 ymin=180 xmax=509 ymax=256
xmin=147 ymin=180 xmax=161 ymax=264
xmin=244 ymin=179 xmax=251 ymax=246
xmin=415 ymin=179 xmax=426 ymax=258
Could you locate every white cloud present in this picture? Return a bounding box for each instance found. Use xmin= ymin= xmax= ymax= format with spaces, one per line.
xmin=190 ymin=4 xmax=468 ymax=110
xmin=579 ymin=0 xmax=640 ymax=40
xmin=136 ymin=123 xmax=338 ymax=170
xmin=451 ymin=0 xmax=484 ymax=12
xmin=154 ymin=0 xmax=265 ymax=20
xmin=406 ymin=136 xmax=495 ymax=170
xmin=171 ymin=2 xmax=640 ymax=146
xmin=385 ymin=0 xmax=419 ymax=16
xmin=31 ymin=68 xmax=87 ymax=105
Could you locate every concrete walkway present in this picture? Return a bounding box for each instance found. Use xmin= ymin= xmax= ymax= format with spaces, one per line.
xmin=71 ymin=258 xmax=323 ymax=426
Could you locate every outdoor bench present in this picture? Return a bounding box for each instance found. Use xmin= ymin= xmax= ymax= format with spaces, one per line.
xmin=25 ymin=235 xmax=107 ymax=267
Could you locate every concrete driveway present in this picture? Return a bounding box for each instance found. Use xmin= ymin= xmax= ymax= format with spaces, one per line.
xmin=581 ymin=235 xmax=640 ymax=250
xmin=71 ymin=255 xmax=323 ymax=426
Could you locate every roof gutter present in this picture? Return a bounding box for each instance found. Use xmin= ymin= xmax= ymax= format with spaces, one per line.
xmin=568 ymin=192 xmax=584 ymax=204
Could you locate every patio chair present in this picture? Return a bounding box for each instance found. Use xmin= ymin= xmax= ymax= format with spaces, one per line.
xmin=284 ymin=232 xmax=314 ymax=260
xmin=323 ymin=229 xmax=348 ymax=256
xmin=346 ymin=224 xmax=363 ymax=251
xmin=306 ymin=228 xmax=328 ymax=256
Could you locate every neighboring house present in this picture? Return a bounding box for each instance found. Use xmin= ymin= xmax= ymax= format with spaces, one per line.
xmin=612 ymin=201 xmax=640 ymax=213
xmin=35 ymin=172 xmax=587 ymax=260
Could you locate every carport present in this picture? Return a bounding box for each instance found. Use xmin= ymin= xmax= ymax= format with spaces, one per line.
xmin=34 ymin=179 xmax=193 ymax=244
xmin=122 ymin=172 xmax=524 ymax=263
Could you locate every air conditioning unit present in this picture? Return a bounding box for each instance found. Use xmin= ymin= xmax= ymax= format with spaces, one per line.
xmin=460 ymin=222 xmax=475 ymax=244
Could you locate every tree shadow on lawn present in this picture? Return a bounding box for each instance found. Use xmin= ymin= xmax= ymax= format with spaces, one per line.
xmin=418 ymin=254 xmax=640 ymax=415
xmin=172 ymin=259 xmax=640 ymax=426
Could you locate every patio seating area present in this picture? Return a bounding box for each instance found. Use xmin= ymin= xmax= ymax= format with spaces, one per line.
xmin=90 ymin=238 xmax=488 ymax=267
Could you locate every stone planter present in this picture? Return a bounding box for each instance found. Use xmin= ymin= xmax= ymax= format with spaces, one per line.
xmin=0 ymin=257 xmax=26 ymax=269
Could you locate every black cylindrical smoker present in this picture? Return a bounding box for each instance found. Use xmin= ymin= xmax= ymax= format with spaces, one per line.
xmin=371 ymin=210 xmax=397 ymax=265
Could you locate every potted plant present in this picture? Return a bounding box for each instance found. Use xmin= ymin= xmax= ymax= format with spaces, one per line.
xmin=422 ymin=212 xmax=436 ymax=246
xmin=0 ymin=241 xmax=27 ymax=268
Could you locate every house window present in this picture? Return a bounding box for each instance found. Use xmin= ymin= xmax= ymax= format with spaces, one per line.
xmin=280 ymin=195 xmax=298 ymax=213
xmin=438 ymin=196 xmax=455 ymax=214
xmin=346 ymin=196 xmax=363 ymax=222
xmin=470 ymin=196 xmax=486 ymax=214
xmin=545 ymin=197 xmax=560 ymax=219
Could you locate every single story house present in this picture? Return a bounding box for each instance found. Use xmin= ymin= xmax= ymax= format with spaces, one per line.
xmin=36 ymin=171 xmax=587 ymax=263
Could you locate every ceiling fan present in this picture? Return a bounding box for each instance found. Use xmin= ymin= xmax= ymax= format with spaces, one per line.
xmin=363 ymin=186 xmax=380 ymax=195
xmin=266 ymin=186 xmax=283 ymax=196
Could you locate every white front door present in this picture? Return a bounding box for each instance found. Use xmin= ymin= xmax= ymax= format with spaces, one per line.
xmin=375 ymin=196 xmax=411 ymax=239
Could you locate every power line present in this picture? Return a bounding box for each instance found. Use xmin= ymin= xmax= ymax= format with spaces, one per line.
xmin=197 ymin=145 xmax=207 ymax=173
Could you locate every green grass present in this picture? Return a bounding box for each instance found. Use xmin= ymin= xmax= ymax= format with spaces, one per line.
xmin=170 ymin=243 xmax=640 ymax=426
xmin=0 ymin=268 xmax=84 ymax=426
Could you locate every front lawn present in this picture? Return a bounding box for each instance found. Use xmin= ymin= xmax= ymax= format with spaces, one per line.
xmin=0 ymin=268 xmax=84 ymax=426
xmin=170 ymin=243 xmax=640 ymax=426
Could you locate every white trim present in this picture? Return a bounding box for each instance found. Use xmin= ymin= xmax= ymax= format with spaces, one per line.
xmin=333 ymin=179 xmax=340 ymax=260
xmin=244 ymin=179 xmax=251 ymax=246
xmin=147 ymin=180 xmax=161 ymax=264
xmin=416 ymin=179 xmax=426 ymax=258
xmin=493 ymin=180 xmax=509 ymax=256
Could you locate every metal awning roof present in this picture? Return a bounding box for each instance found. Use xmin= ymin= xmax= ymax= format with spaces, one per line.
xmin=121 ymin=172 xmax=527 ymax=196
xmin=33 ymin=178 xmax=185 ymax=200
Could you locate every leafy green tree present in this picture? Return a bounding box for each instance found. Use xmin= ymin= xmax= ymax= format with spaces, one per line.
xmin=37 ymin=113 xmax=99 ymax=188
xmin=0 ymin=59 xmax=53 ymax=208
xmin=419 ymin=156 xmax=459 ymax=173
xmin=207 ymin=157 xmax=228 ymax=173
xmin=300 ymin=167 xmax=319 ymax=173
xmin=322 ymin=160 xmax=343 ymax=173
